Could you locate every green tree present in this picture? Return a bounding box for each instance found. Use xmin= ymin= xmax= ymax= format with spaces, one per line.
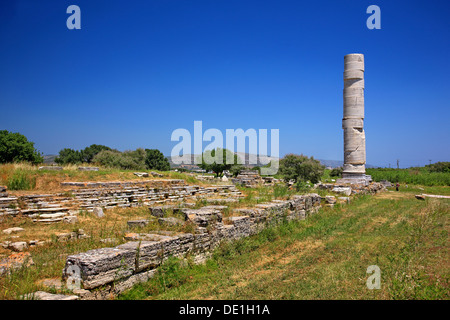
xmin=55 ymin=148 xmax=83 ymax=164
xmin=145 ymin=149 xmax=170 ymax=171
xmin=0 ymin=130 xmax=43 ymax=164
xmin=279 ymin=154 xmax=324 ymax=184
xmin=230 ymin=164 xmax=244 ymax=177
xmin=81 ymin=144 xmax=112 ymax=163
xmin=197 ymin=148 xmax=240 ymax=177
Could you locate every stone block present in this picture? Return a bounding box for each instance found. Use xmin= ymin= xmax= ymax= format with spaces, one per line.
xmin=63 ymin=247 xmax=136 ymax=290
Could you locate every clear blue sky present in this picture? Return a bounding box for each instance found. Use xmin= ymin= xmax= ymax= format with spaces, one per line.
xmin=1 ymin=0 xmax=449 ymax=168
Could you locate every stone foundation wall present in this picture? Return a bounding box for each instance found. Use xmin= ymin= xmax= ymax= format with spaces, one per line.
xmin=61 ymin=194 xmax=322 ymax=300
xmin=0 ymin=180 xmax=241 ymax=221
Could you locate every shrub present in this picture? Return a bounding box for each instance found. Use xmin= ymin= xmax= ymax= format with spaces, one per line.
xmin=425 ymin=162 xmax=450 ymax=173
xmin=7 ymin=170 xmax=36 ymax=190
xmin=279 ymin=154 xmax=324 ymax=184
xmin=330 ymin=167 xmax=343 ymax=178
xmin=92 ymin=149 xmax=147 ymax=170
xmin=229 ymin=164 xmax=244 ymax=177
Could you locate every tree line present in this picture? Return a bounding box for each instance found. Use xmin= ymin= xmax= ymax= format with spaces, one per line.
xmin=0 ymin=130 xmax=170 ymax=171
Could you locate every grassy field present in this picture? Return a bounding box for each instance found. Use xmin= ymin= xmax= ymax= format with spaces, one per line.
xmin=0 ymin=163 xmax=204 ymax=193
xmin=118 ymin=186 xmax=449 ymax=300
xmin=1 ymin=163 xmax=448 ymax=300
xmin=366 ymin=168 xmax=450 ymax=186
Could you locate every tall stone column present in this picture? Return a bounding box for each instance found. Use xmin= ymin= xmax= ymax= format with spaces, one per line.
xmin=338 ymin=53 xmax=371 ymax=185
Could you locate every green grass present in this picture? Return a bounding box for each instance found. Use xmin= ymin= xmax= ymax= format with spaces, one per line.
xmin=118 ymin=188 xmax=449 ymax=300
xmin=367 ymin=168 xmax=450 ymax=186
xmin=6 ymin=170 xmax=36 ymax=190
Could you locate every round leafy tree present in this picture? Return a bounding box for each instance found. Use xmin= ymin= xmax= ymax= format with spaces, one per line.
xmin=279 ymin=153 xmax=324 ymax=184
xmin=0 ymin=130 xmax=43 ymax=164
xmin=197 ymin=148 xmax=240 ymax=177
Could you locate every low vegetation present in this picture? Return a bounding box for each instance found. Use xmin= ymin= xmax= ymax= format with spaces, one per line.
xmin=0 ymin=163 xmax=203 ymax=193
xmin=367 ymin=166 xmax=450 ymax=186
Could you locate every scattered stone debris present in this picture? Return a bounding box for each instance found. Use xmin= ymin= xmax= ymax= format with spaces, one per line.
xmin=201 ymin=205 xmax=229 ymax=211
xmin=324 ymin=196 xmax=337 ymax=207
xmin=380 ymin=180 xmax=392 ymax=187
xmin=38 ymin=166 xmax=63 ymax=171
xmin=331 ymin=186 xmax=352 ymax=196
xmin=134 ymin=172 xmax=149 ymax=177
xmin=181 ymin=208 xmax=222 ymax=227
xmin=28 ymin=240 xmax=47 ymax=247
xmin=0 ymin=252 xmax=34 ymax=276
xmin=204 ymin=198 xmax=238 ymax=204
xmin=7 ymin=241 xmax=28 ymax=252
xmin=100 ymin=238 xmax=118 ymax=244
xmin=124 ymin=233 xmax=140 ymax=241
xmin=149 ymin=205 xmax=175 ymax=218
xmin=77 ymin=167 xmax=99 ymax=171
xmin=231 ymin=170 xmax=263 ymax=187
xmin=415 ymin=194 xmax=450 ymax=200
xmin=22 ymin=291 xmax=79 ymax=300
xmin=127 ymin=219 xmax=150 ymax=228
xmin=338 ymin=197 xmax=350 ymax=203
xmin=63 ymin=215 xmax=78 ymax=224
xmin=158 ymin=217 xmax=184 ymax=227
xmin=2 ymin=227 xmax=25 ymax=235
xmin=150 ymin=171 xmax=163 ymax=177
xmin=56 ymin=229 xmax=88 ymax=242
xmin=196 ymin=175 xmax=215 ymax=181
xmin=92 ymin=207 xmax=104 ymax=218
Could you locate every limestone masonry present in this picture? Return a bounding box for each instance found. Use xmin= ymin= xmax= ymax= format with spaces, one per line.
xmin=338 ymin=53 xmax=372 ymax=185
xmin=61 ymin=193 xmax=322 ymax=299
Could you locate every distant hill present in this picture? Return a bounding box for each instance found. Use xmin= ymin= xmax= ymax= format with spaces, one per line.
xmin=168 ymin=152 xmax=278 ymax=169
xmin=43 ymin=153 xmax=377 ymax=169
xmin=43 ymin=154 xmax=57 ymax=164
xmin=317 ymin=159 xmax=378 ymax=169
xmin=167 ymin=153 xmax=377 ymax=169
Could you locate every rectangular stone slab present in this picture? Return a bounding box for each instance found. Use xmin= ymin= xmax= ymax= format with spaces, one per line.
xmin=63 ymin=247 xmax=136 ymax=290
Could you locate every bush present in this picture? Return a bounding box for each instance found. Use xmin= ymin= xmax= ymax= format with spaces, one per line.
xmin=7 ymin=170 xmax=36 ymax=190
xmin=279 ymin=154 xmax=324 ymax=184
xmin=92 ymin=149 xmax=147 ymax=170
xmin=0 ymin=130 xmax=43 ymax=164
xmin=229 ymin=164 xmax=244 ymax=177
xmin=425 ymin=162 xmax=450 ymax=173
xmin=330 ymin=167 xmax=343 ymax=178
xmin=145 ymin=149 xmax=170 ymax=171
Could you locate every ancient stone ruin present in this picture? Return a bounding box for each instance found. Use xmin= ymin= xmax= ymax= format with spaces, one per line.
xmin=60 ymin=193 xmax=323 ymax=300
xmin=337 ymin=53 xmax=372 ymax=185
xmin=0 ymin=180 xmax=241 ymax=220
xmin=231 ymin=169 xmax=263 ymax=187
